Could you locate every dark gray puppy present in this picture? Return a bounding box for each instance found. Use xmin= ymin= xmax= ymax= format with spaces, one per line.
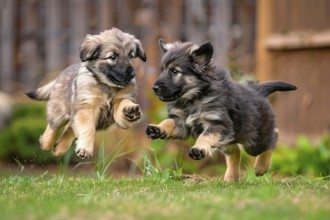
xmin=146 ymin=39 xmax=296 ymax=181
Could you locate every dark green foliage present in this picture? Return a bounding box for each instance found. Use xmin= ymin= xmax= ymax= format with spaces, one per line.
xmin=0 ymin=102 xmax=54 ymax=163
xmin=272 ymin=134 xmax=330 ymax=177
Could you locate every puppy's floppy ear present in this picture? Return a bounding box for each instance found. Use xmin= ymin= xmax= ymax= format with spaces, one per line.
xmin=79 ymin=34 xmax=102 ymax=62
xmin=135 ymin=40 xmax=147 ymax=62
xmin=190 ymin=41 xmax=213 ymax=66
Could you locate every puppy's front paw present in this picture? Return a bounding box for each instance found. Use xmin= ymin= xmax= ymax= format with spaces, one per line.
xmin=75 ymin=146 xmax=93 ymax=159
xmin=123 ymin=105 xmax=142 ymax=122
xmin=188 ymin=148 xmax=206 ymax=160
xmin=146 ymin=125 xmax=166 ymax=139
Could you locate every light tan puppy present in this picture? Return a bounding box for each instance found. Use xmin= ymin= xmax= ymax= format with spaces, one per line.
xmin=27 ymin=28 xmax=146 ymax=159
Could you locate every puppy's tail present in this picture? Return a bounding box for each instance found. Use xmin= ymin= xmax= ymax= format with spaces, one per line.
xmin=26 ymin=80 xmax=56 ymax=101
xmin=249 ymin=81 xmax=297 ymax=97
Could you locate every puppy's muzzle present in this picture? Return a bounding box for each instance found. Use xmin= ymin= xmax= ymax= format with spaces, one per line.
xmin=122 ymin=66 xmax=135 ymax=84
xmin=110 ymin=66 xmax=135 ymax=86
xmin=152 ymin=82 xmax=165 ymax=95
xmin=126 ymin=66 xmax=135 ymax=79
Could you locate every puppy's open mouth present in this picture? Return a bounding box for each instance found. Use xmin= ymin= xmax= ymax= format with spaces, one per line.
xmin=157 ymin=92 xmax=182 ymax=102
xmin=107 ymin=75 xmax=131 ymax=87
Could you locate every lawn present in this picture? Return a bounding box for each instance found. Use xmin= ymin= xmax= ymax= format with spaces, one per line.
xmin=0 ymin=174 xmax=329 ymax=220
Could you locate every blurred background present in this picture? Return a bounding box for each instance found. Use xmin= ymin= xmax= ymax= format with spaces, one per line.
xmin=0 ymin=0 xmax=329 ymax=177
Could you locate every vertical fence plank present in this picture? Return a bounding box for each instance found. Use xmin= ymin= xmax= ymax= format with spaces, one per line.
xmin=116 ymin=0 xmax=132 ymax=31
xmin=209 ymin=0 xmax=232 ymax=66
xmin=160 ymin=0 xmax=183 ymax=41
xmin=256 ymin=0 xmax=274 ymax=82
xmin=230 ymin=0 xmax=256 ymax=73
xmin=132 ymin=0 xmax=160 ymax=119
xmin=19 ymin=0 xmax=40 ymax=88
xmin=44 ymin=0 xmax=65 ymax=74
xmin=184 ymin=0 xmax=207 ymax=44
xmin=97 ymin=0 xmax=114 ymax=31
xmin=68 ymin=0 xmax=88 ymax=63
xmin=0 ymin=0 xmax=17 ymax=92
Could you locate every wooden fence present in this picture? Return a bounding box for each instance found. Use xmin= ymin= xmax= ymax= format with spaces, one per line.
xmin=257 ymin=0 xmax=330 ymax=143
xmin=0 ymin=0 xmax=255 ymax=94
xmin=2 ymin=0 xmax=329 ymax=143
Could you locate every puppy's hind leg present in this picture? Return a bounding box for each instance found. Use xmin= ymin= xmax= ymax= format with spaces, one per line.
xmin=255 ymin=128 xmax=278 ymax=176
xmin=221 ymin=144 xmax=241 ymax=182
xmin=41 ymin=101 xmax=68 ymax=151
xmin=52 ymin=125 xmax=76 ymax=157
xmin=40 ymin=124 xmax=60 ymax=151
xmin=254 ymin=147 xmax=273 ymax=176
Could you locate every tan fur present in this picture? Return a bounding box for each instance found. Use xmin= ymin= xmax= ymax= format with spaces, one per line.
xmin=53 ymin=125 xmax=75 ymax=157
xmin=148 ymin=119 xmax=179 ymax=139
xmin=39 ymin=125 xmax=58 ymax=151
xmin=158 ymin=119 xmax=176 ymax=136
xmin=28 ymin=28 xmax=146 ymax=159
xmin=254 ymin=147 xmax=273 ymax=176
xmin=113 ymin=99 xmax=139 ymax=129
xmin=191 ymin=132 xmax=221 ymax=157
xmin=222 ymin=144 xmax=241 ymax=182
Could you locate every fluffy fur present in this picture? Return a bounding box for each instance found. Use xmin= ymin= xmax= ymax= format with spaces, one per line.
xmin=146 ymin=39 xmax=296 ymax=181
xmin=27 ymin=28 xmax=146 ymax=159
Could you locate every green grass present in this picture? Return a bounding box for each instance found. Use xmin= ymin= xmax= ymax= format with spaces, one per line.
xmin=0 ymin=174 xmax=329 ymax=220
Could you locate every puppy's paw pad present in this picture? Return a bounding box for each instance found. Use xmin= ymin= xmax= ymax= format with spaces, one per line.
xmin=146 ymin=125 xmax=166 ymax=139
xmin=188 ymin=148 xmax=206 ymax=160
xmin=123 ymin=105 xmax=142 ymax=122
xmin=75 ymin=148 xmax=93 ymax=159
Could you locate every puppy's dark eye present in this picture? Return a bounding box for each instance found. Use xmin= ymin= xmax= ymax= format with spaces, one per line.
xmin=108 ymin=54 xmax=117 ymax=61
xmin=170 ymin=69 xmax=178 ymax=76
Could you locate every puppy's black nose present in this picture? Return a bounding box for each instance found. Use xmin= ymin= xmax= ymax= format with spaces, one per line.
xmin=126 ymin=67 xmax=135 ymax=78
xmin=153 ymin=85 xmax=160 ymax=93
